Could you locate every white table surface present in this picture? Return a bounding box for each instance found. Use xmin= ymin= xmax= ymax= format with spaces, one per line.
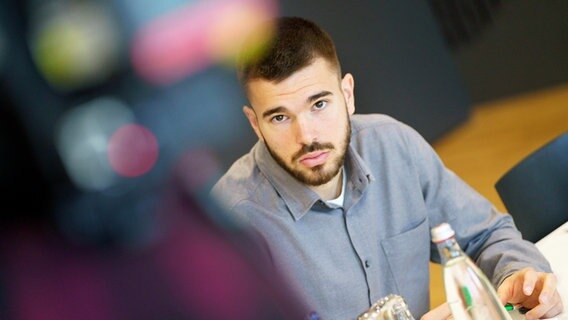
xmin=535 ymin=221 xmax=568 ymax=320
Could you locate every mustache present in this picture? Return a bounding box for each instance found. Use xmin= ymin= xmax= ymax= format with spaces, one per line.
xmin=292 ymin=142 xmax=335 ymax=162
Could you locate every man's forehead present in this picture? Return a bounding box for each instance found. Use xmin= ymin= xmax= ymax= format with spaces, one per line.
xmin=247 ymin=59 xmax=340 ymax=107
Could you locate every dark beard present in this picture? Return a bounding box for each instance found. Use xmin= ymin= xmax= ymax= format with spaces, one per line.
xmin=265 ymin=118 xmax=351 ymax=186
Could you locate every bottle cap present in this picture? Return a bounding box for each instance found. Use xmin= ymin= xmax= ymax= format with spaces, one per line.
xmin=431 ymin=223 xmax=455 ymax=243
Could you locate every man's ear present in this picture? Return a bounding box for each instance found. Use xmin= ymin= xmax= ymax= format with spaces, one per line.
xmin=243 ymin=106 xmax=264 ymax=141
xmin=341 ymin=73 xmax=355 ymax=115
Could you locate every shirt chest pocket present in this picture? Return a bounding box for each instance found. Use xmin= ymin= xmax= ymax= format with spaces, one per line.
xmin=380 ymin=218 xmax=431 ymax=312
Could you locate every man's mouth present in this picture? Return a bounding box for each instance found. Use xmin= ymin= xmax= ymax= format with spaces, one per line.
xmin=299 ymin=151 xmax=330 ymax=168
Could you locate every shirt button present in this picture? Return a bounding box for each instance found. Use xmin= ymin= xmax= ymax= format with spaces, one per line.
xmin=365 ymin=260 xmax=371 ymax=268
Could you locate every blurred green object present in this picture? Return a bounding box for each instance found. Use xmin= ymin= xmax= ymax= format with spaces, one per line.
xmin=30 ymin=2 xmax=121 ymax=91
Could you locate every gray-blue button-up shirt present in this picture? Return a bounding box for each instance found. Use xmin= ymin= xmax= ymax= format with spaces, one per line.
xmin=211 ymin=114 xmax=551 ymax=319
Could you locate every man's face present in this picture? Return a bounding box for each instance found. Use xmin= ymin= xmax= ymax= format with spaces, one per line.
xmin=243 ymin=58 xmax=355 ymax=186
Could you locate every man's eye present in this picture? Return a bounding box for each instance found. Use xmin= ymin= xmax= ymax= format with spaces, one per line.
xmin=314 ymin=100 xmax=327 ymax=110
xmin=271 ymin=115 xmax=287 ymax=123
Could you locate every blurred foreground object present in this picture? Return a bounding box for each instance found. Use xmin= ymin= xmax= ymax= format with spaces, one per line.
xmin=131 ymin=0 xmax=276 ymax=85
xmin=29 ymin=1 xmax=122 ymax=92
xmin=1 ymin=0 xmax=314 ymax=318
xmin=55 ymin=97 xmax=137 ymax=191
xmin=0 ymin=147 xmax=311 ymax=320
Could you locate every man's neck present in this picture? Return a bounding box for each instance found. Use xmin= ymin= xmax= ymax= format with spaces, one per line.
xmin=309 ymin=168 xmax=344 ymax=201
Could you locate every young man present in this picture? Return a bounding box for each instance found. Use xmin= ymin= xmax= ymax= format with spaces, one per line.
xmin=211 ymin=17 xmax=563 ymax=319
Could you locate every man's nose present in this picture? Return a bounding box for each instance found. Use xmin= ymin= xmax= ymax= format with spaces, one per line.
xmin=294 ymin=116 xmax=317 ymax=145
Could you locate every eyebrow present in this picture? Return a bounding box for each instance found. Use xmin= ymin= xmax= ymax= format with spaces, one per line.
xmin=261 ymin=91 xmax=334 ymax=119
xmin=307 ymin=91 xmax=333 ymax=103
xmin=262 ymin=106 xmax=287 ymax=119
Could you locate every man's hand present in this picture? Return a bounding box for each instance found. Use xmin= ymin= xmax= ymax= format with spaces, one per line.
xmin=497 ymin=267 xmax=564 ymax=320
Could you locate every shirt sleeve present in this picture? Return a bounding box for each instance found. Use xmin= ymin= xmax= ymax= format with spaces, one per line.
xmin=397 ymin=121 xmax=551 ymax=287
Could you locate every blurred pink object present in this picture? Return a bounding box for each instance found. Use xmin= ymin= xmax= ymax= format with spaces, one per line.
xmin=131 ymin=0 xmax=276 ymax=84
xmin=108 ymin=124 xmax=159 ymax=177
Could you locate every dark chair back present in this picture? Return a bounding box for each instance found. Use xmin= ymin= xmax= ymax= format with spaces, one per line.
xmin=495 ymin=132 xmax=568 ymax=243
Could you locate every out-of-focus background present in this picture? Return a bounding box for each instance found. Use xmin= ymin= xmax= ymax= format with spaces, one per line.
xmin=0 ymin=0 xmax=567 ymax=318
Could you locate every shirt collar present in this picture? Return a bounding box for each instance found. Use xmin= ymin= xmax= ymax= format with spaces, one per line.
xmin=345 ymin=143 xmax=375 ymax=193
xmin=254 ymin=140 xmax=374 ymax=221
xmin=255 ymin=142 xmax=319 ymax=221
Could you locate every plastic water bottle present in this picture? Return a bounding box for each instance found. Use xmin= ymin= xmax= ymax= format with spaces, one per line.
xmin=431 ymin=223 xmax=512 ymax=320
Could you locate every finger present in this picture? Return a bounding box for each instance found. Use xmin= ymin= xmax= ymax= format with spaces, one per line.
xmin=521 ymin=268 xmax=539 ymax=296
xmin=420 ymin=303 xmax=451 ymax=320
xmin=524 ymin=293 xmax=563 ymax=320
xmin=537 ymin=273 xmax=558 ymax=305
xmin=542 ymin=294 xmax=565 ymax=319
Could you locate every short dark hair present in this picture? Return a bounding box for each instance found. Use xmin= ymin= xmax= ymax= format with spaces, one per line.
xmin=238 ymin=17 xmax=341 ymax=87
